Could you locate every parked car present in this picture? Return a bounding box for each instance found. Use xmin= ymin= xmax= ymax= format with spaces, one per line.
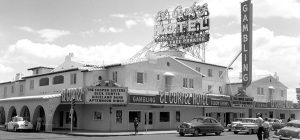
xmin=267 ymin=118 xmax=285 ymax=131
xmin=177 ymin=116 xmax=224 ymax=136
xmin=274 ymin=120 xmax=300 ymax=140
xmin=6 ymin=116 xmax=33 ymax=132
xmin=227 ymin=118 xmax=244 ymax=131
xmin=231 ymin=118 xmax=258 ymax=134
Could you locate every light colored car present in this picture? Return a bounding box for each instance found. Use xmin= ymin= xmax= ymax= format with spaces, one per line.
xmin=231 ymin=118 xmax=258 ymax=134
xmin=268 ymin=118 xmax=285 ymax=131
xmin=177 ymin=116 xmax=224 ymax=136
xmin=274 ymin=120 xmax=300 ymax=140
xmin=227 ymin=118 xmax=244 ymax=131
xmin=6 ymin=116 xmax=33 ymax=132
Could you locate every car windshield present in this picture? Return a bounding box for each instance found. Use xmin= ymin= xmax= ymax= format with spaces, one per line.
xmin=13 ymin=117 xmax=23 ymax=122
xmin=286 ymin=123 xmax=300 ymax=128
xmin=241 ymin=119 xmax=255 ymax=123
xmin=190 ymin=118 xmax=204 ymax=123
xmin=234 ymin=118 xmax=243 ymax=122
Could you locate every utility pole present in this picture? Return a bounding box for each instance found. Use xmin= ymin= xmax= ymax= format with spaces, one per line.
xmin=70 ymin=98 xmax=75 ymax=133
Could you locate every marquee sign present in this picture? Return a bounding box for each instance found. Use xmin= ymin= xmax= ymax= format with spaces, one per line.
xmin=241 ymin=0 xmax=253 ymax=89
xmin=154 ymin=2 xmax=210 ymax=47
xmin=85 ymin=87 xmax=128 ymax=104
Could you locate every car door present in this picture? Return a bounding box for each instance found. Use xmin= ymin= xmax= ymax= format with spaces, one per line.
xmin=210 ymin=118 xmax=220 ymax=132
xmin=203 ymin=118 xmax=212 ymax=133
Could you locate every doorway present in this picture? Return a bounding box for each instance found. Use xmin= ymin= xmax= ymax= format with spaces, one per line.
xmin=145 ymin=111 xmax=153 ymax=130
xmin=225 ymin=112 xmax=231 ymax=126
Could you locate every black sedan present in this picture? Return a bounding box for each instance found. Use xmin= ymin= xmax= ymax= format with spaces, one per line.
xmin=177 ymin=116 xmax=224 ymax=136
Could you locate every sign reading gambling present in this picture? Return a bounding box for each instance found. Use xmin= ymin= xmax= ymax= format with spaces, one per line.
xmin=154 ymin=2 xmax=210 ymax=47
xmin=241 ymin=0 xmax=253 ymax=89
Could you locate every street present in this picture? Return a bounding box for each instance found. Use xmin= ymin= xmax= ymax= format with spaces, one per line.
xmin=0 ymin=130 xmax=276 ymax=140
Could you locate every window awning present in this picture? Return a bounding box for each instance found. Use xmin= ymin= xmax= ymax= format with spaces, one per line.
xmin=163 ymin=72 xmax=175 ymax=77
xmin=128 ymin=89 xmax=159 ymax=95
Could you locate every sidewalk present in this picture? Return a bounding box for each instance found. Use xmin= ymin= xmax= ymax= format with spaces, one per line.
xmin=53 ymin=129 xmax=178 ymax=137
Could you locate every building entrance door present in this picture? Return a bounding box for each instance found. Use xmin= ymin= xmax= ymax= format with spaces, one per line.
xmin=145 ymin=111 xmax=153 ymax=130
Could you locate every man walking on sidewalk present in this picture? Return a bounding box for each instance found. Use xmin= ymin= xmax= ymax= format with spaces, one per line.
xmin=134 ymin=117 xmax=139 ymax=135
xmin=256 ymin=113 xmax=264 ymax=140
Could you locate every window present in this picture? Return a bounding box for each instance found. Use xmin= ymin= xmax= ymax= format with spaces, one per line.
xmin=53 ymin=75 xmax=64 ymax=85
xmin=29 ymin=80 xmax=34 ymax=89
xmin=113 ymin=71 xmax=118 ymax=82
xmin=20 ymin=85 xmax=24 ymax=94
xmin=116 ymin=110 xmax=122 ymax=123
xmin=257 ymin=87 xmax=264 ymax=95
xmin=176 ymin=111 xmax=180 ymax=122
xmin=129 ymin=111 xmax=141 ymax=123
xmin=157 ymin=74 xmax=160 ymax=80
xmin=208 ymin=69 xmax=213 ymax=77
xmin=3 ymin=87 xmax=7 ymax=98
xmin=39 ymin=77 xmax=49 ymax=86
xmin=160 ymin=112 xmax=170 ymax=122
xmin=70 ymin=73 xmax=77 ymax=85
xmin=196 ymin=67 xmax=201 ymax=72
xmin=189 ymin=79 xmax=194 ymax=88
xmin=291 ymin=114 xmax=295 ymax=119
xmin=208 ymin=85 xmax=212 ymax=92
xmin=280 ymin=113 xmax=285 ymax=119
xmin=11 ymin=85 xmax=14 ymax=94
xmin=183 ymin=78 xmax=188 ymax=88
xmin=281 ymin=90 xmax=284 ymax=97
xmin=137 ymin=72 xmax=144 ymax=84
xmin=219 ymin=71 xmax=223 ymax=78
xmin=93 ymin=111 xmax=103 ymax=120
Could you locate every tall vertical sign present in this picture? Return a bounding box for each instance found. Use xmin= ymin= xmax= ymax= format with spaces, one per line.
xmin=241 ymin=0 xmax=252 ymax=90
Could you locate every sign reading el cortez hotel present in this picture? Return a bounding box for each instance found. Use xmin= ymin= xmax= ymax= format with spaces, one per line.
xmin=241 ymin=0 xmax=253 ymax=89
xmin=154 ymin=2 xmax=210 ymax=46
xmin=85 ymin=87 xmax=128 ymax=104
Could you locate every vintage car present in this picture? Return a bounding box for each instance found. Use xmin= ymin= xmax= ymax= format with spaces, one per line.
xmin=268 ymin=118 xmax=285 ymax=131
xmin=274 ymin=120 xmax=300 ymax=140
xmin=6 ymin=116 xmax=33 ymax=131
xmin=231 ymin=118 xmax=258 ymax=134
xmin=177 ymin=116 xmax=224 ymax=136
xmin=227 ymin=118 xmax=244 ymax=131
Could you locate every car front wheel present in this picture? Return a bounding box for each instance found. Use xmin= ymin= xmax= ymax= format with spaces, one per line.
xmin=193 ymin=129 xmax=199 ymax=136
xmin=179 ymin=133 xmax=185 ymax=136
xmin=215 ymin=132 xmax=221 ymax=136
xmin=234 ymin=131 xmax=238 ymax=134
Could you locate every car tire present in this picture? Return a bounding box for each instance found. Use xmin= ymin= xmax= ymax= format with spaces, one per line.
xmin=228 ymin=129 xmax=231 ymax=132
xmin=202 ymin=133 xmax=206 ymax=136
xmin=179 ymin=133 xmax=185 ymax=136
xmin=193 ymin=129 xmax=199 ymax=136
xmin=234 ymin=131 xmax=238 ymax=134
xmin=215 ymin=132 xmax=221 ymax=136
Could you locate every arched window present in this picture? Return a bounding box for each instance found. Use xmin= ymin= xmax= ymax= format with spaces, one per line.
xmin=39 ymin=77 xmax=49 ymax=86
xmin=53 ymin=75 xmax=64 ymax=85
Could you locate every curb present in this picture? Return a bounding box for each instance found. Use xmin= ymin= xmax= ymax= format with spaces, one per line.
xmin=66 ymin=131 xmax=178 ymax=137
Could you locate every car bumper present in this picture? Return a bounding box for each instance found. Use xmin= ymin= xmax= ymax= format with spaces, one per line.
xmin=177 ymin=128 xmax=195 ymax=134
xmin=273 ymin=135 xmax=296 ymax=140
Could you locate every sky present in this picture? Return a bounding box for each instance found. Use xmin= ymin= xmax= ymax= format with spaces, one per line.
xmin=0 ymin=0 xmax=299 ymax=102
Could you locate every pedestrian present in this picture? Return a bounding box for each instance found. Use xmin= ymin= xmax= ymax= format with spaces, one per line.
xmin=256 ymin=113 xmax=264 ymax=140
xmin=133 ymin=117 xmax=139 ymax=135
xmin=36 ymin=117 xmax=42 ymax=132
xmin=262 ymin=118 xmax=270 ymax=140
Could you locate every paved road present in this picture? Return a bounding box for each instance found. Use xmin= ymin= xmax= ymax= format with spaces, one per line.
xmin=0 ymin=130 xmax=276 ymax=140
